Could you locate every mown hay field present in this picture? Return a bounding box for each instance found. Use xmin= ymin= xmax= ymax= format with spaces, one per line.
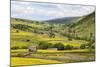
xmin=11 ymin=57 xmax=62 ymax=66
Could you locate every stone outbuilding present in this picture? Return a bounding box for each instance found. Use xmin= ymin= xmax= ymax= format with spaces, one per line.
xmin=28 ymin=45 xmax=37 ymax=53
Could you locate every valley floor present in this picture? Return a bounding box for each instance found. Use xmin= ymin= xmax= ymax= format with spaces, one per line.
xmin=11 ymin=49 xmax=95 ymax=67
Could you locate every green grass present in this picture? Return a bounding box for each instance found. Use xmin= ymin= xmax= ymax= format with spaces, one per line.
xmin=11 ymin=49 xmax=94 ymax=54
xmin=11 ymin=49 xmax=95 ymax=66
xmin=11 ymin=57 xmax=62 ymax=66
xmin=11 ymin=29 xmax=88 ymax=48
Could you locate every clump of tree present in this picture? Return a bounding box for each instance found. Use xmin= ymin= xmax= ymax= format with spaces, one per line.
xmin=49 ymin=32 xmax=55 ymax=38
xmin=11 ymin=24 xmax=33 ymax=32
xmin=91 ymin=44 xmax=95 ymax=49
xmin=16 ymin=30 xmax=19 ymax=33
xmin=80 ymin=42 xmax=95 ymax=50
xmin=80 ymin=44 xmax=86 ymax=49
xmin=38 ymin=41 xmax=54 ymax=49
xmin=64 ymin=45 xmax=73 ymax=50
xmin=47 ymin=43 xmax=54 ymax=48
xmin=87 ymin=40 xmax=95 ymax=52
xmin=21 ymin=46 xmax=27 ymax=49
xmin=38 ymin=42 xmax=75 ymax=50
xmin=26 ymin=39 xmax=30 ymax=42
xmin=11 ymin=46 xmax=19 ymax=50
xmin=53 ymin=43 xmax=64 ymax=50
xmin=48 ymin=25 xmax=55 ymax=38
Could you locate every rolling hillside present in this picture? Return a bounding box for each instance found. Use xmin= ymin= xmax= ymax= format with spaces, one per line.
xmin=69 ymin=12 xmax=95 ymax=39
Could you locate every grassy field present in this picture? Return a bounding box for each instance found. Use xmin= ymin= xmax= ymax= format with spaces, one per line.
xmin=11 ymin=49 xmax=93 ymax=53
xmin=11 ymin=49 xmax=95 ymax=66
xmin=11 ymin=52 xmax=95 ymax=67
xmin=11 ymin=57 xmax=62 ymax=66
xmin=11 ymin=29 xmax=88 ymax=49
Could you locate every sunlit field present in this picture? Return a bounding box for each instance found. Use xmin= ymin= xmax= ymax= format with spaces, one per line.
xmin=11 ymin=57 xmax=62 ymax=66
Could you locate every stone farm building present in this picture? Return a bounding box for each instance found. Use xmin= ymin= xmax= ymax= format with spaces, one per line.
xmin=28 ymin=45 xmax=37 ymax=53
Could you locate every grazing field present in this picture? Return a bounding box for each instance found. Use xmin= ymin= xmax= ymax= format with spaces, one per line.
xmin=11 ymin=49 xmax=93 ymax=53
xmin=11 ymin=29 xmax=88 ymax=49
xmin=11 ymin=52 xmax=95 ymax=66
xmin=11 ymin=57 xmax=62 ymax=66
xmin=11 ymin=49 xmax=95 ymax=66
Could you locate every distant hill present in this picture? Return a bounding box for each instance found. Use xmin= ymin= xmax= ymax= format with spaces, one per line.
xmin=11 ymin=16 xmax=81 ymax=24
xmin=44 ymin=17 xmax=81 ymax=24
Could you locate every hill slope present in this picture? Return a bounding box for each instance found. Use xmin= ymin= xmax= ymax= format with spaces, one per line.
xmin=69 ymin=12 xmax=95 ymax=38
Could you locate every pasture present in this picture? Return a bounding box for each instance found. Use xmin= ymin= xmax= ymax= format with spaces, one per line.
xmin=11 ymin=49 xmax=95 ymax=66
xmin=11 ymin=57 xmax=62 ymax=66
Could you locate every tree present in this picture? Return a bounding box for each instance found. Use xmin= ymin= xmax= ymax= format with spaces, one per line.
xmin=49 ymin=32 xmax=55 ymax=38
xmin=38 ymin=42 xmax=48 ymax=49
xmin=48 ymin=26 xmax=55 ymax=38
xmin=47 ymin=43 xmax=53 ymax=48
xmin=68 ymin=37 xmax=72 ymax=41
xmin=90 ymin=33 xmax=93 ymax=38
xmin=26 ymin=39 xmax=30 ymax=42
xmin=16 ymin=30 xmax=19 ymax=33
xmin=73 ymin=30 xmax=76 ymax=38
xmin=11 ymin=46 xmax=19 ymax=50
xmin=38 ymin=42 xmax=53 ymax=49
xmin=80 ymin=44 xmax=86 ymax=49
xmin=53 ymin=43 xmax=64 ymax=50
xmin=91 ymin=44 xmax=95 ymax=49
xmin=87 ymin=42 xmax=95 ymax=52
xmin=22 ymin=46 xmax=27 ymax=49
xmin=65 ymin=45 xmax=73 ymax=50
